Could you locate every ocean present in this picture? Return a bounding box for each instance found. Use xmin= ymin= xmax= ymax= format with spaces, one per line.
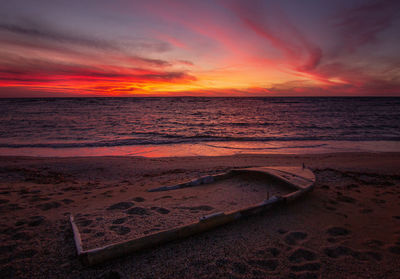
xmin=0 ymin=97 xmax=399 ymax=157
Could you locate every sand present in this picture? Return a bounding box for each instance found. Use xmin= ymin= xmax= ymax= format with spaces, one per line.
xmin=76 ymin=172 xmax=295 ymax=251
xmin=0 ymin=152 xmax=400 ymax=278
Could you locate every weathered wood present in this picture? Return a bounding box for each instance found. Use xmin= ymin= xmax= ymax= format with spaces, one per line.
xmin=147 ymin=172 xmax=234 ymax=192
xmin=69 ymin=215 xmax=83 ymax=255
xmin=82 ymin=211 xmax=240 ymax=265
xmin=70 ymin=166 xmax=315 ymax=266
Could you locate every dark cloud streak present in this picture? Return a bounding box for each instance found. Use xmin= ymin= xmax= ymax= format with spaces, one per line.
xmin=0 ymin=18 xmax=175 ymax=68
xmin=227 ymin=0 xmax=323 ymax=72
xmin=0 ymin=57 xmax=195 ymax=84
xmin=0 ymin=22 xmax=118 ymax=51
xmin=334 ymin=0 xmax=400 ymax=52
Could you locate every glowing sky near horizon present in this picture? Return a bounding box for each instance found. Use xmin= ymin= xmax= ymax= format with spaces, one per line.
xmin=0 ymin=0 xmax=399 ymax=97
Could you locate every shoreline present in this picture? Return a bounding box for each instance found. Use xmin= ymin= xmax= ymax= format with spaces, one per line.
xmin=0 ymin=140 xmax=399 ymax=158
xmin=1 ymin=152 xmax=400 ymax=278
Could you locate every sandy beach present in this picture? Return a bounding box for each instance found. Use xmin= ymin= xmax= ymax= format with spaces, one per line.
xmin=1 ymin=152 xmax=400 ymax=278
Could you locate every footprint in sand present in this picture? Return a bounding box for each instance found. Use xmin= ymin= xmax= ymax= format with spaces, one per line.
xmin=327 ymin=237 xmax=340 ymax=243
xmin=288 ymin=271 xmax=319 ymax=279
xmin=29 ymin=196 xmax=50 ymax=202
xmin=154 ymin=195 xmax=172 ymax=201
xmin=11 ymin=203 xmax=24 ymax=210
xmin=371 ymin=198 xmax=386 ymax=205
xmin=345 ymin=183 xmax=359 ymax=190
xmin=107 ymin=201 xmax=134 ymax=210
xmin=287 ymin=244 xmax=321 ymax=278
xmin=290 ymin=262 xmax=321 ymax=272
xmin=215 ymin=258 xmax=230 ymax=268
xmin=288 ymin=248 xmax=317 ymax=263
xmin=109 ymin=225 xmax=131 ymax=235
xmin=247 ymin=259 xmax=279 ymax=271
xmin=324 ymin=245 xmax=381 ymax=261
xmin=0 ymin=199 xmax=9 ymax=204
xmin=360 ymin=208 xmax=373 ymax=214
xmin=277 ymin=229 xmax=288 ymax=234
xmin=255 ymin=247 xmax=281 ymax=257
xmin=151 ymin=207 xmax=170 ymax=214
xmin=1 ymin=226 xmax=18 ymax=236
xmin=27 ymin=216 xmax=45 ymax=227
xmin=61 ymin=199 xmax=74 ymax=204
xmin=37 ymin=201 xmax=61 ymax=211
xmin=97 ymin=270 xmax=121 ymax=279
xmin=94 ymin=232 xmax=105 ymax=238
xmin=362 ymin=239 xmax=384 ymax=248
xmin=12 ymin=231 xmax=32 ymax=241
xmin=284 ymin=232 xmax=308 ymax=246
xmin=13 ymin=249 xmax=38 ymax=260
xmin=281 ymin=230 xmax=322 ymax=277
xmin=352 ymin=251 xmax=382 ymax=261
xmin=326 ymin=226 xmax=350 ymax=237
xmin=77 ymin=219 xmax=92 ymax=227
xmin=0 ymin=244 xmax=16 ymax=255
xmin=15 ymin=220 xmax=26 ymax=226
xmin=336 ymin=195 xmax=356 ymax=204
xmin=241 ymin=246 xmax=282 ymax=275
xmin=325 ymin=205 xmax=337 ymax=211
xmin=112 ymin=217 xmax=127 ymax=224
xmin=323 ymin=245 xmax=353 ymax=258
xmin=388 ymin=246 xmax=400 ymax=254
xmin=320 ymin=185 xmax=330 ymax=190
xmin=125 ymin=207 xmax=149 ymax=215
xmin=231 ymin=261 xmax=249 ymax=275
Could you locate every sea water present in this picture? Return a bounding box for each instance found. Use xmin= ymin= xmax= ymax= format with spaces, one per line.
xmin=0 ymin=97 xmax=399 ymax=157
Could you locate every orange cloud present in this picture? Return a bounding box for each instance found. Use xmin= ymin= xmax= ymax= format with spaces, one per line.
xmin=0 ymin=0 xmax=400 ymax=97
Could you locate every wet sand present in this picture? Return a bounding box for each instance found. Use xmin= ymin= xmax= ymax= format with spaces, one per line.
xmin=0 ymin=153 xmax=400 ymax=278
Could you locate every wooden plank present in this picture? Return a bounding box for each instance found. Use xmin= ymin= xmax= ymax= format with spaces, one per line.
xmin=69 ymin=215 xmax=83 ymax=255
xmin=252 ymin=167 xmax=315 ymax=189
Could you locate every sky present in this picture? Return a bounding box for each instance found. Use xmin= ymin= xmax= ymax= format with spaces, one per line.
xmin=0 ymin=0 xmax=399 ymax=97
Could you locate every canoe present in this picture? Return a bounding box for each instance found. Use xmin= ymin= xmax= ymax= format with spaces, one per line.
xmin=70 ymin=166 xmax=315 ymax=266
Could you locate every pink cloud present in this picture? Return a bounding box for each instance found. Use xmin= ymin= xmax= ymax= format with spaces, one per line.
xmin=334 ymin=0 xmax=400 ymax=52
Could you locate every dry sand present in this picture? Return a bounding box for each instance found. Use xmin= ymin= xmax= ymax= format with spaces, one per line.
xmin=0 ymin=152 xmax=400 ymax=278
xmin=77 ymin=172 xmax=294 ymax=251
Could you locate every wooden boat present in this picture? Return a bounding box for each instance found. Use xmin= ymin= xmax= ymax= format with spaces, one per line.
xmin=70 ymin=166 xmax=315 ymax=266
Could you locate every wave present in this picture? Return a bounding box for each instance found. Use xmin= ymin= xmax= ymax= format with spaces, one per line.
xmin=1 ymin=97 xmax=400 ymax=151
xmin=1 ymin=136 xmax=400 ymax=148
xmin=202 ymin=143 xmax=329 ymax=150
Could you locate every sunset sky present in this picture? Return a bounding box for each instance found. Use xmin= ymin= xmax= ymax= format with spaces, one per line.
xmin=0 ymin=0 xmax=399 ymax=97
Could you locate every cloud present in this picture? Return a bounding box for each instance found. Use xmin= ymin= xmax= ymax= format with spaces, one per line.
xmin=226 ymin=0 xmax=322 ymax=73
xmin=0 ymin=16 xmax=198 ymax=95
xmin=1 ymin=1 xmax=399 ymax=97
xmin=0 ymin=57 xmax=196 ymax=88
xmin=118 ymin=55 xmax=171 ymax=67
xmin=0 ymin=18 xmax=173 ymax=53
xmin=0 ymin=18 xmax=174 ymax=68
xmin=225 ymin=0 xmax=400 ymax=95
xmin=177 ymin=60 xmax=194 ymax=66
xmin=0 ymin=21 xmax=117 ymax=50
xmin=334 ymin=0 xmax=400 ymax=52
xmin=155 ymin=33 xmax=189 ymax=50
xmin=294 ymin=0 xmax=400 ymax=93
